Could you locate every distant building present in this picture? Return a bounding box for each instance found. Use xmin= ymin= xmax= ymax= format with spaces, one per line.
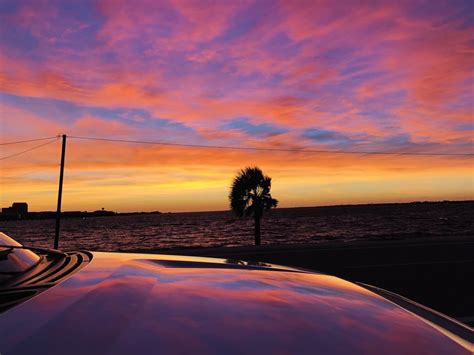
xmin=92 ymin=208 xmax=116 ymax=216
xmin=1 ymin=202 xmax=28 ymax=219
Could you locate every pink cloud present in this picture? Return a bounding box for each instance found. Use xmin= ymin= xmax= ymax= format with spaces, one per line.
xmin=71 ymin=116 xmax=137 ymax=136
xmin=0 ymin=1 xmax=472 ymax=152
xmin=0 ymin=103 xmax=64 ymax=139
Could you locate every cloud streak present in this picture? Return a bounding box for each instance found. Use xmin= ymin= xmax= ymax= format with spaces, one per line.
xmin=1 ymin=0 xmax=472 ymax=210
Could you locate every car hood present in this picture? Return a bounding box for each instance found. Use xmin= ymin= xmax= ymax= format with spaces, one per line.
xmin=0 ymin=251 xmax=470 ymax=354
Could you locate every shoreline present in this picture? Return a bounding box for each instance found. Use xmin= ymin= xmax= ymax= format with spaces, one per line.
xmin=3 ymin=200 xmax=473 ymax=221
xmin=124 ymin=234 xmax=474 ymax=254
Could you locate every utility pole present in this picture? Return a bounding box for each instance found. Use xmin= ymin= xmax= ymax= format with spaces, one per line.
xmin=54 ymin=134 xmax=67 ymax=249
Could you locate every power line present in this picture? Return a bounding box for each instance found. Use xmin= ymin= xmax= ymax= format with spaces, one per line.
xmin=0 ymin=136 xmax=59 ymax=146
xmin=68 ymin=135 xmax=474 ymax=157
xmin=0 ymin=138 xmax=59 ymax=161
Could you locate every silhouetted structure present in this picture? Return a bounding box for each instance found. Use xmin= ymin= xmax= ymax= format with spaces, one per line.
xmin=2 ymin=202 xmax=28 ymax=219
xmin=229 ymin=167 xmax=278 ymax=245
xmin=93 ymin=208 xmax=116 ymax=216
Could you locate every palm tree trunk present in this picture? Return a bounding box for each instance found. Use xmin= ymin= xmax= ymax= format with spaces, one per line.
xmin=254 ymin=215 xmax=261 ymax=246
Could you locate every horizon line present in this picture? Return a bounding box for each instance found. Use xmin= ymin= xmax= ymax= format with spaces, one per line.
xmin=15 ymin=199 xmax=474 ymax=215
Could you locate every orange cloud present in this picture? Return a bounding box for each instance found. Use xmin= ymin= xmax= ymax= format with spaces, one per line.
xmin=1 ymin=1 xmax=472 ymax=211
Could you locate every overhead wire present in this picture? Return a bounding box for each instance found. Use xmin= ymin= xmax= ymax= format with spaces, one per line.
xmin=0 ymin=134 xmax=471 ymax=158
xmin=0 ymin=138 xmax=59 ymax=161
xmin=0 ymin=136 xmax=60 ymax=146
xmin=68 ymin=135 xmax=474 ymax=157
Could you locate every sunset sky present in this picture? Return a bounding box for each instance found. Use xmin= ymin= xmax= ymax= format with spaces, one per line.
xmin=0 ymin=0 xmax=473 ymax=212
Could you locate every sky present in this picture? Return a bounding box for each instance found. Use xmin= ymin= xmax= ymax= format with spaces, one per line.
xmin=0 ymin=0 xmax=473 ymax=212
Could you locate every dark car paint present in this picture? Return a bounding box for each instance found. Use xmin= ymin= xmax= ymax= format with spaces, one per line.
xmin=0 ymin=251 xmax=471 ymax=354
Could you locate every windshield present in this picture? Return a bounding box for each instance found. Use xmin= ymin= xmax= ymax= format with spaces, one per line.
xmin=0 ymin=232 xmax=41 ymax=284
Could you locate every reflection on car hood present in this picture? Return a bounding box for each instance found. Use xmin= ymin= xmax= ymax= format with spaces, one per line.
xmin=0 ymin=252 xmax=469 ymax=355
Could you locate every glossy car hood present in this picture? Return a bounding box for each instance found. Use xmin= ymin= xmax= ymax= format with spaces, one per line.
xmin=0 ymin=252 xmax=469 ymax=355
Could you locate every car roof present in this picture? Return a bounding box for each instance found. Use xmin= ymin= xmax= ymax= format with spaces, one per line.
xmin=0 ymin=251 xmax=470 ymax=354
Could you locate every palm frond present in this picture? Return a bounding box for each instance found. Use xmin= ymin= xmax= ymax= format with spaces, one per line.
xmin=229 ymin=166 xmax=277 ymax=218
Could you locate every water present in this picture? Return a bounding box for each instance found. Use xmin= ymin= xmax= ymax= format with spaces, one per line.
xmin=1 ymin=202 xmax=472 ymax=252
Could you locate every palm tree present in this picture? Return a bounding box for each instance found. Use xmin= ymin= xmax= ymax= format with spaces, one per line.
xmin=229 ymin=167 xmax=278 ymax=246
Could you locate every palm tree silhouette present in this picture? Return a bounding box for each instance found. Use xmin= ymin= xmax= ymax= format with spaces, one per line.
xmin=229 ymin=167 xmax=278 ymax=246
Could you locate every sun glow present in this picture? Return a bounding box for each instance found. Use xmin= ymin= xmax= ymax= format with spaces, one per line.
xmin=0 ymin=1 xmax=472 ymax=212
